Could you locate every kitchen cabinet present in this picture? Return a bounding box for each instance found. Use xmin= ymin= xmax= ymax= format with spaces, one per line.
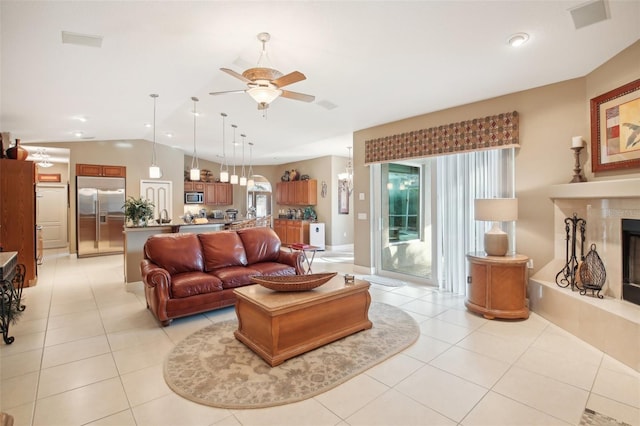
xmin=76 ymin=163 xmax=126 ymax=178
xmin=276 ymin=180 xmax=317 ymax=205
xmin=205 ymin=183 xmax=233 ymax=206
xmin=465 ymin=252 xmax=529 ymax=320
xmin=0 ymin=159 xmax=37 ymax=286
xmin=274 ymin=219 xmax=309 ymax=246
xmin=184 ymin=181 xmax=206 ymax=192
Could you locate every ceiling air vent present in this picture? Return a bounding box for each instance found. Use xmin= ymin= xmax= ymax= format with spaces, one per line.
xmin=61 ymin=31 xmax=103 ymax=48
xmin=569 ymin=0 xmax=609 ymax=29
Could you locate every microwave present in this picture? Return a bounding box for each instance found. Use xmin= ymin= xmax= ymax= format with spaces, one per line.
xmin=185 ymin=191 xmax=204 ymax=204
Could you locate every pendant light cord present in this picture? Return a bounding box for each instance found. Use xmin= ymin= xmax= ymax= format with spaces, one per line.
xmin=191 ymin=97 xmax=199 ymax=170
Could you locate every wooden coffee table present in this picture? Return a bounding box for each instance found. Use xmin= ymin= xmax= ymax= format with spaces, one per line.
xmin=233 ymin=275 xmax=372 ymax=366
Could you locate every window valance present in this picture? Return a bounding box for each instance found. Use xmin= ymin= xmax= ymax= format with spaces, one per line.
xmin=364 ymin=111 xmax=519 ymax=165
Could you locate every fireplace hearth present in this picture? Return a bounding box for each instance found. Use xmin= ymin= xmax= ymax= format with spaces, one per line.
xmin=622 ymin=218 xmax=640 ymax=306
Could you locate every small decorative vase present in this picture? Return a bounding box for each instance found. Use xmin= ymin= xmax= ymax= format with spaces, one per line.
xmin=6 ymin=139 xmax=28 ymax=160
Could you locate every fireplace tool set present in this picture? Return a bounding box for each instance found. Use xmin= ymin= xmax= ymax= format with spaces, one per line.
xmin=555 ymin=213 xmax=606 ymax=298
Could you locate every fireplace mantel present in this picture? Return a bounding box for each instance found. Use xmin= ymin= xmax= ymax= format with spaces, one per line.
xmin=549 ymin=178 xmax=640 ymax=200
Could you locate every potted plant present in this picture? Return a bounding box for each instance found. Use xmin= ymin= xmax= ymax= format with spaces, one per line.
xmin=123 ymin=196 xmax=155 ymax=227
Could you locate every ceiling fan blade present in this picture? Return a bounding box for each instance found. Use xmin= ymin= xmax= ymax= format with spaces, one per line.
xmin=209 ymin=89 xmax=247 ymax=96
xmin=272 ymin=71 xmax=306 ymax=88
xmin=220 ymin=68 xmax=252 ymax=83
xmin=281 ymin=90 xmax=315 ymax=103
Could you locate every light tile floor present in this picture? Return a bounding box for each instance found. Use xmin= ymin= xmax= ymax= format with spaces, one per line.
xmin=1 ymin=248 xmax=639 ymax=426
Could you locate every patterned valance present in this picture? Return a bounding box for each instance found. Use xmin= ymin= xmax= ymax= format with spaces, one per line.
xmin=364 ymin=111 xmax=519 ymax=165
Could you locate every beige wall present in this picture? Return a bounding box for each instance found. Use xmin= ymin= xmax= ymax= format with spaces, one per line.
xmin=26 ymin=139 xmax=184 ymax=253
xmin=353 ymin=40 xmax=640 ymax=273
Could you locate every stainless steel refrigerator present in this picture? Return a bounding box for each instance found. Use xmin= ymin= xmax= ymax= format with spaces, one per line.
xmin=76 ymin=176 xmax=126 ymax=258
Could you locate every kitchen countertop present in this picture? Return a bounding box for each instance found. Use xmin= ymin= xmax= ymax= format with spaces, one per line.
xmin=123 ymin=218 xmax=242 ymax=232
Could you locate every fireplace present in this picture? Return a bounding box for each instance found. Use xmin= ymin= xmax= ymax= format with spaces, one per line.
xmin=622 ymin=218 xmax=640 ymax=306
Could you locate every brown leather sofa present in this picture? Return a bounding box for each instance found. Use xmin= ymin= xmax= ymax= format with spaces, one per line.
xmin=140 ymin=227 xmax=304 ymax=326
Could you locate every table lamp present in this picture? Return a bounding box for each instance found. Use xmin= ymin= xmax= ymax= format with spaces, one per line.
xmin=474 ymin=198 xmax=518 ymax=256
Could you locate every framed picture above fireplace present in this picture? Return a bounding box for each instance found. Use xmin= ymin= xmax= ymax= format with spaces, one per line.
xmin=590 ymin=79 xmax=640 ymax=172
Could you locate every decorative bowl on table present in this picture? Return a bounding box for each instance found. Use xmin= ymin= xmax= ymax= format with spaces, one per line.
xmin=251 ymin=272 xmax=338 ymax=292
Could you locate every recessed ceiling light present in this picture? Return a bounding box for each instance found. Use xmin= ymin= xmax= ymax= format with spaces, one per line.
xmin=165 ymin=132 xmax=173 ymax=138
xmin=144 ymin=123 xmax=152 ymax=128
xmin=508 ymin=32 xmax=529 ymax=47
xmin=74 ymin=115 xmax=88 ymax=122
xmin=74 ymin=131 xmax=84 ymax=137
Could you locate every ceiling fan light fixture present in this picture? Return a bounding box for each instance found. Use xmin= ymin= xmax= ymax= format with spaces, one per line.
xmin=247 ymin=86 xmax=282 ymax=105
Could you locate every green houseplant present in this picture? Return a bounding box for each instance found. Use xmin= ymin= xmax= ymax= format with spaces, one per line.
xmin=123 ymin=196 xmax=155 ymax=226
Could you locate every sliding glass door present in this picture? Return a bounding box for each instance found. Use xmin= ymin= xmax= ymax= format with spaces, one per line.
xmin=374 ymin=161 xmax=433 ymax=281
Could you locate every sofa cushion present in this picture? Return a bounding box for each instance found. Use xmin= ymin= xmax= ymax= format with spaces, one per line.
xmin=198 ymin=231 xmax=248 ymax=271
xmin=171 ymin=272 xmax=223 ymax=298
xmin=213 ymin=266 xmax=261 ymax=289
xmin=237 ymin=227 xmax=282 ymax=265
xmin=144 ymin=233 xmax=204 ymax=275
xmin=249 ymin=262 xmax=296 ymax=277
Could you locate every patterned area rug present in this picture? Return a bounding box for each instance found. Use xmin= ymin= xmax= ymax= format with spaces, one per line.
xmin=164 ymin=302 xmax=418 ymax=409
xmin=579 ymin=408 xmax=632 ymax=426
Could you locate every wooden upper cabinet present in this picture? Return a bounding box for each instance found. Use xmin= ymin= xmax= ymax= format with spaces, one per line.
xmin=276 ymin=180 xmax=317 ymax=205
xmin=184 ymin=181 xmax=206 ymax=192
xmin=205 ymin=182 xmax=233 ymax=206
xmin=76 ymin=163 xmax=126 ymax=178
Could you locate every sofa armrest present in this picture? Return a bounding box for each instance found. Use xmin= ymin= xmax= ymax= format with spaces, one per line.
xmin=140 ymin=259 xmax=173 ymax=325
xmin=276 ymin=250 xmax=305 ymax=275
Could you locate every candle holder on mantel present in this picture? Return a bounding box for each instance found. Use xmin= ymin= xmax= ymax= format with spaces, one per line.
xmin=570 ymin=146 xmax=587 ymax=183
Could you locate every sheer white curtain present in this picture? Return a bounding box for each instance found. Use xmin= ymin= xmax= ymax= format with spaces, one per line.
xmin=435 ymin=148 xmax=515 ymax=294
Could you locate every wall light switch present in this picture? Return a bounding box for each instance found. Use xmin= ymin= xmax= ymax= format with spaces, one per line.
xmin=359 ymin=192 xmax=365 ymax=201
xmin=357 ymin=213 xmax=367 ymax=220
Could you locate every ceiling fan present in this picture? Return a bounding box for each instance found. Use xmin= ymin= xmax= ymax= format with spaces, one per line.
xmin=209 ymin=32 xmax=315 ymax=110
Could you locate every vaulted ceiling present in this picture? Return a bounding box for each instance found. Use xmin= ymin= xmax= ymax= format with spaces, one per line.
xmin=1 ymin=1 xmax=639 ymax=165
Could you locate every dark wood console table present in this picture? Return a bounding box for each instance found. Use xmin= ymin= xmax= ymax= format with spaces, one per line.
xmin=0 ymin=251 xmax=26 ymax=344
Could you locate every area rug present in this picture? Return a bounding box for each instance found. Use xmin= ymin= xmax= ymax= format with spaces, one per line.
xmin=358 ymin=274 xmax=407 ymax=287
xmin=164 ymin=302 xmax=418 ymax=409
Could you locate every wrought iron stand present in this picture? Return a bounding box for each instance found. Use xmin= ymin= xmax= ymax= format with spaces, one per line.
xmin=555 ymin=213 xmax=586 ymax=291
xmin=0 ymin=252 xmax=26 ymax=344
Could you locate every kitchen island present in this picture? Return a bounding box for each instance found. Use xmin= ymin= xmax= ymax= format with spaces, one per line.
xmin=123 ymin=220 xmax=229 ymax=284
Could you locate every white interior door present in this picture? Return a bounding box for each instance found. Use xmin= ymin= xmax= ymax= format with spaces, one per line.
xmin=37 ymin=183 xmax=68 ymax=248
xmin=140 ymin=180 xmax=172 ymax=222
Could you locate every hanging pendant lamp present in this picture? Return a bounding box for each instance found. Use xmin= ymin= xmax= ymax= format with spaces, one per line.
xmin=219 ymin=113 xmax=229 ymax=183
xmin=189 ymin=97 xmax=200 ymax=181
xmin=247 ymin=142 xmax=255 ymax=188
xmin=148 ymin=94 xmax=162 ymax=178
xmin=230 ymin=124 xmax=238 ymax=184
xmin=239 ymin=133 xmax=247 ymax=186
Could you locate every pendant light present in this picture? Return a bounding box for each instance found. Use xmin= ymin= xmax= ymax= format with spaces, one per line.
xmin=247 ymin=142 xmax=255 ymax=188
xmin=219 ymin=112 xmax=229 ymax=183
xmin=230 ymin=124 xmax=238 ymax=184
xmin=148 ymin=94 xmax=162 ymax=178
xmin=189 ymin=97 xmax=200 ymax=181
xmin=239 ymin=133 xmax=247 ymax=186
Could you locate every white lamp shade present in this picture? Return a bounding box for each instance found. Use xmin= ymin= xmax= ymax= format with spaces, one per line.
xmin=149 ymin=165 xmax=161 ymax=179
xmin=474 ymin=198 xmax=518 ymax=222
xmin=189 ymin=168 xmax=200 ymax=181
xmin=230 ymin=174 xmax=239 ymax=184
xmin=247 ymin=86 xmax=282 ymax=104
xmin=220 ymin=171 xmax=229 ymax=183
xmin=247 ymin=178 xmax=255 ymax=187
xmin=239 ymin=176 xmax=247 ymax=186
